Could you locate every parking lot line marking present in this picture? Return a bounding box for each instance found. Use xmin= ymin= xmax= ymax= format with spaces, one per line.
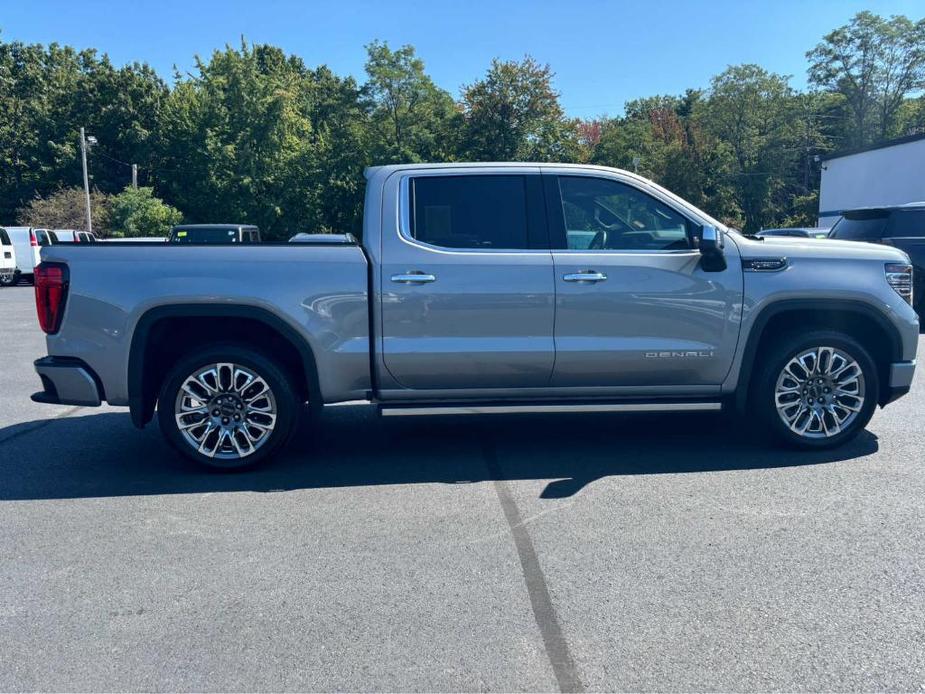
xmin=0 ymin=405 xmax=83 ymax=445
xmin=482 ymin=440 xmax=585 ymax=694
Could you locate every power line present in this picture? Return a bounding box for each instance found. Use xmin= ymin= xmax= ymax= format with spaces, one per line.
xmin=93 ymin=149 xmax=134 ymax=168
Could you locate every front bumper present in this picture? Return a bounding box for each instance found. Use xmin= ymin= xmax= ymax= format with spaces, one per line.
xmin=882 ymin=360 xmax=917 ymax=406
xmin=31 ymin=357 xmax=102 ymax=406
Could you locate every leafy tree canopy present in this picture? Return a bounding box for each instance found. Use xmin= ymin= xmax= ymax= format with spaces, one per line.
xmin=108 ymin=186 xmax=182 ymax=237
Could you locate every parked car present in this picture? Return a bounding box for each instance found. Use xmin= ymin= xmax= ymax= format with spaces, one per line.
xmin=4 ymin=227 xmax=54 ymax=283
xmin=827 ymin=203 xmax=924 ymax=316
xmin=756 ymin=227 xmax=830 ymax=239
xmin=0 ymin=227 xmax=20 ymax=286
xmin=31 ymin=163 xmax=918 ymax=469
xmin=50 ymin=229 xmax=98 ymax=243
xmin=168 ymin=224 xmax=261 ymax=244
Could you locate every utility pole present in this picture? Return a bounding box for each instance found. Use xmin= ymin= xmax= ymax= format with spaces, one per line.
xmin=80 ymin=127 xmax=92 ymax=233
xmin=132 ymin=164 xmax=138 ymax=189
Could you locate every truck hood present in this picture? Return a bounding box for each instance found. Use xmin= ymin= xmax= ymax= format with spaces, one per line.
xmin=735 ymin=234 xmax=910 ymax=263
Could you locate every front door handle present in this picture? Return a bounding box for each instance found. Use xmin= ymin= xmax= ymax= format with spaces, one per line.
xmin=391 ymin=272 xmax=437 ymax=284
xmin=563 ymin=271 xmax=607 ymax=283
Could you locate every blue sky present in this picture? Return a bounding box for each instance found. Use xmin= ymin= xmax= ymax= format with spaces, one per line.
xmin=2 ymin=0 xmax=923 ymax=117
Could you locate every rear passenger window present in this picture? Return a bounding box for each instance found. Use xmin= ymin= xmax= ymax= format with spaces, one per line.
xmin=0 ymin=229 xmax=9 ymax=246
xmin=410 ymin=175 xmax=529 ymax=249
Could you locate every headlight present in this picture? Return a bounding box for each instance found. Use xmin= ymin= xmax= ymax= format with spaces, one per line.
xmin=885 ymin=263 xmax=913 ymax=305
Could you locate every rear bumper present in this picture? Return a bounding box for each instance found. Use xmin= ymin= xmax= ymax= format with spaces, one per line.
xmin=31 ymin=357 xmax=102 ymax=406
xmin=882 ymin=360 xmax=916 ymax=406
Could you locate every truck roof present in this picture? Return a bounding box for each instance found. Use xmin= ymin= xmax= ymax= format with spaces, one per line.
xmin=172 ymin=224 xmax=259 ymax=230
xmin=840 ymin=202 xmax=925 ymax=216
xmin=363 ymin=162 xmax=727 ymax=232
xmin=364 ymin=162 xmax=643 ymax=177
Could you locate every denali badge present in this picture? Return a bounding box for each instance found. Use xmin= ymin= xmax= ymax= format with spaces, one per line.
xmin=644 ymin=351 xmax=715 ymax=359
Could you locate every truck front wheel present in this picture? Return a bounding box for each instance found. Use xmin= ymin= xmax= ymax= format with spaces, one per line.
xmin=753 ymin=331 xmax=879 ymax=449
xmin=157 ymin=344 xmax=299 ymax=469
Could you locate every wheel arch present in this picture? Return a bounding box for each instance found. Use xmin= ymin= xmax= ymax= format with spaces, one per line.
xmin=128 ymin=304 xmax=321 ymax=428
xmin=734 ymin=299 xmax=903 ymax=412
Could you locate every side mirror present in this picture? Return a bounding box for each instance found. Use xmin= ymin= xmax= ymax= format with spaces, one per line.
xmin=698 ymin=225 xmax=727 ymax=272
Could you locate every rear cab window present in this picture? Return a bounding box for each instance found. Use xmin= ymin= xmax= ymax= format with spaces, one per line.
xmin=408 ymin=175 xmax=542 ymax=250
xmin=0 ymin=229 xmax=10 ymax=246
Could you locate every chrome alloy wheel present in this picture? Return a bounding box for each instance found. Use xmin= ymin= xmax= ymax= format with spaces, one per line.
xmin=174 ymin=363 xmax=277 ymax=460
xmin=774 ymin=346 xmax=865 ymax=439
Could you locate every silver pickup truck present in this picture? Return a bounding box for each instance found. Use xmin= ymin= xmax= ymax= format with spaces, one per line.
xmin=31 ymin=163 xmax=919 ymax=468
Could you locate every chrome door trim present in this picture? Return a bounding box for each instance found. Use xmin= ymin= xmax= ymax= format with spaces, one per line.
xmin=380 ymin=401 xmax=722 ymax=416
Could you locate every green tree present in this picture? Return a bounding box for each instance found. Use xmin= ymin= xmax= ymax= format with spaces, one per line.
xmin=588 ymin=91 xmax=717 ymax=211
xmin=156 ymin=41 xmax=371 ymax=238
xmin=156 ymin=42 xmax=317 ymax=237
xmin=460 ymin=56 xmax=579 ymax=161
xmin=108 ymin=186 xmax=181 ymax=237
xmin=807 ymin=11 xmax=925 ymax=147
xmin=699 ymin=65 xmax=804 ymax=232
xmin=0 ymin=38 xmax=167 ymax=221
xmin=363 ymin=41 xmax=459 ymax=163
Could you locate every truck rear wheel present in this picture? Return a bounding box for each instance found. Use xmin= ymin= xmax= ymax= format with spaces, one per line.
xmin=157 ymin=344 xmax=299 ymax=469
xmin=753 ymin=331 xmax=879 ymax=449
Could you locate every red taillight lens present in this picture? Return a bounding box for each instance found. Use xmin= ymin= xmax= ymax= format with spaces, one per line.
xmin=30 ymin=231 xmax=38 ymax=247
xmin=34 ymin=262 xmax=69 ymax=334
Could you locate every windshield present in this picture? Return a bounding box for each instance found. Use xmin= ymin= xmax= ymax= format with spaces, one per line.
xmin=170 ymin=228 xmax=242 ymax=244
xmin=829 ymin=213 xmax=889 ymax=241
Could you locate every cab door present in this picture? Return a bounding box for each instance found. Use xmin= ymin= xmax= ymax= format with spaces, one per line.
xmin=378 ymin=170 xmax=555 ymax=391
xmin=545 ymin=172 xmax=742 ymax=388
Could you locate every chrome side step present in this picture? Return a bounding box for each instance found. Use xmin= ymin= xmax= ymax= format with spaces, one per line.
xmin=379 ymin=401 xmax=722 ymax=417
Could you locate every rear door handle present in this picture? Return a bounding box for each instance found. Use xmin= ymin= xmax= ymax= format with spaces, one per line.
xmin=563 ymin=271 xmax=607 ymax=282
xmin=391 ymin=272 xmax=437 ymax=284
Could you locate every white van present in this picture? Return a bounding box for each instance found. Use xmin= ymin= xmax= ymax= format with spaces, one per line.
xmin=4 ymin=227 xmax=54 ymax=282
xmin=0 ymin=227 xmax=19 ymax=286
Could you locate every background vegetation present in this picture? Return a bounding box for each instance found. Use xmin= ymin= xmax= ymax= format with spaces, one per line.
xmin=1 ymin=10 xmax=923 ymax=238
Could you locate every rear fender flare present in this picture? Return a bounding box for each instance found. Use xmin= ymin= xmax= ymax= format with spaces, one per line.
xmin=128 ymin=304 xmax=320 ymax=428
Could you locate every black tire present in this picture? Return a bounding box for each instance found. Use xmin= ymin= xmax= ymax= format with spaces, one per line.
xmin=157 ymin=343 xmax=300 ymax=470
xmin=752 ymin=330 xmax=879 ymax=449
xmin=0 ymin=273 xmax=16 ymax=287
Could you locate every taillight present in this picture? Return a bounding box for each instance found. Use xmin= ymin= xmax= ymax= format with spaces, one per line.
xmin=30 ymin=230 xmax=38 ymax=247
xmin=34 ymin=262 xmax=69 ymax=334
xmin=885 ymin=263 xmax=913 ymax=305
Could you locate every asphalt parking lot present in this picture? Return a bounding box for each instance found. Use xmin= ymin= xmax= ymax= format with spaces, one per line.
xmin=1 ymin=284 xmax=923 ymax=692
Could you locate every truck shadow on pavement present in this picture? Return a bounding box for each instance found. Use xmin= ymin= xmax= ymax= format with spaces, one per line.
xmin=0 ymin=406 xmax=879 ymax=501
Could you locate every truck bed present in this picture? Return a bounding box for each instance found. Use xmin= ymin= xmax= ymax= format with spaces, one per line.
xmin=40 ymin=242 xmax=372 ymax=406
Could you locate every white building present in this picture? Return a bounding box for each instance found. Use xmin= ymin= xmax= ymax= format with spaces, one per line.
xmin=818 ymin=133 xmax=925 ymax=228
